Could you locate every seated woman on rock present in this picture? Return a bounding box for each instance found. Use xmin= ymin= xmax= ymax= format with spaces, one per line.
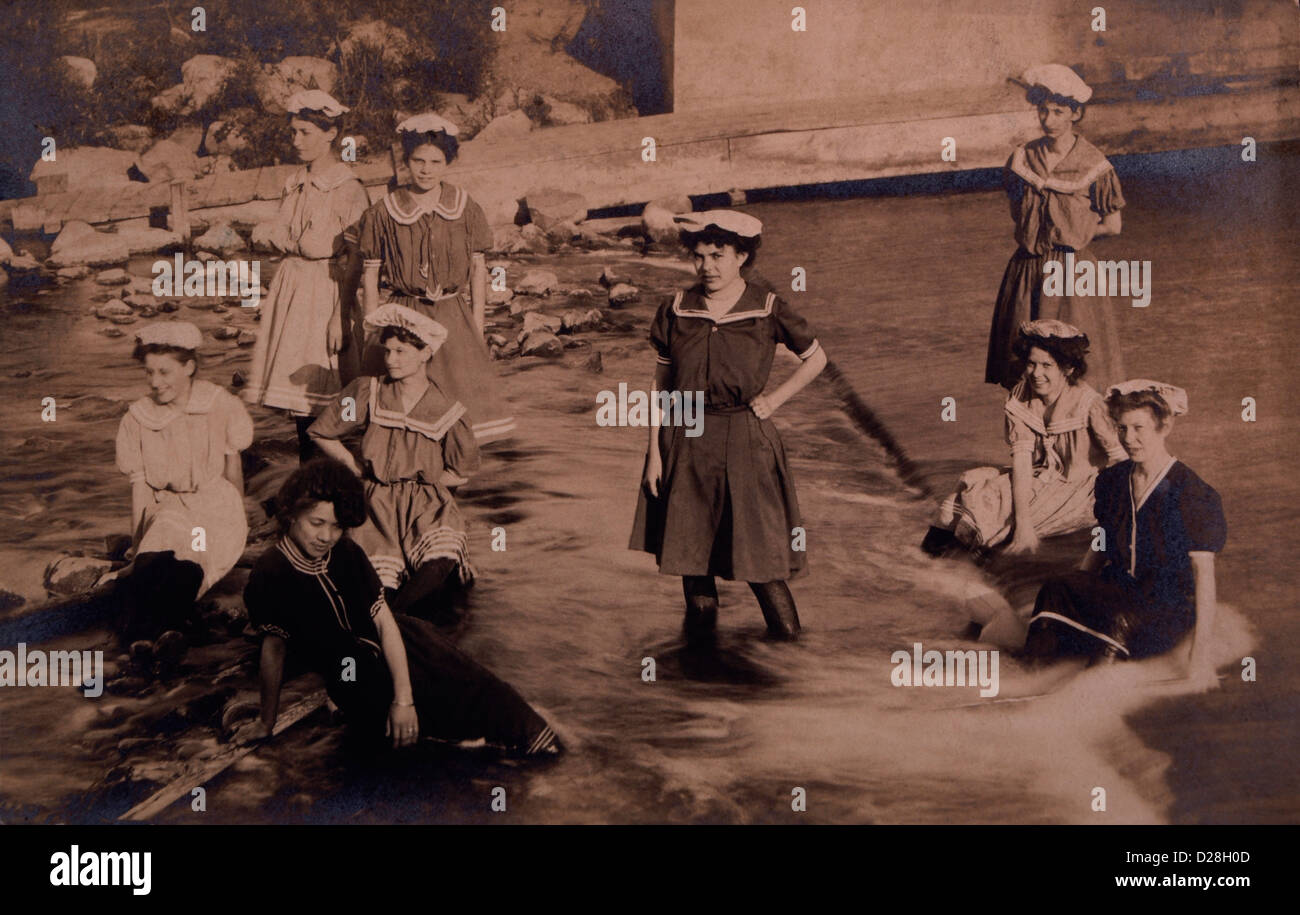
xmin=923 ymin=319 xmax=1126 ymax=557
xmin=309 ymin=304 xmax=477 ymax=621
xmin=109 ymin=322 xmax=253 ymax=666
xmin=1022 ymin=380 xmax=1226 ymax=682
xmin=244 ymin=458 xmax=561 ymax=756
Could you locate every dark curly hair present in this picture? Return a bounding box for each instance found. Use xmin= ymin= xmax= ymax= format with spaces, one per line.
xmin=1026 ymin=85 xmax=1086 ymax=122
xmin=401 ymin=129 xmax=459 ymax=165
xmin=1012 ymin=330 xmax=1090 ymax=383
xmin=679 ymin=226 xmax=761 ymax=269
xmin=1106 ymin=389 xmax=1173 ymax=430
xmin=132 ymin=342 xmax=197 ymax=366
xmin=378 ymin=325 xmax=428 ymax=349
xmin=273 ymin=458 xmax=368 ymax=534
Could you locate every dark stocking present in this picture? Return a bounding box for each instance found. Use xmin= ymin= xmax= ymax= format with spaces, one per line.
xmin=389 ymin=558 xmax=459 ymax=621
xmin=749 ymin=580 xmax=801 ymax=640
xmin=115 ymin=551 xmax=203 ymax=646
xmin=681 ymin=575 xmax=718 ymax=643
xmin=295 ymin=416 xmax=318 ymax=464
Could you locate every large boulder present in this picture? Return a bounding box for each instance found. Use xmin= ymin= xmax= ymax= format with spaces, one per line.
xmin=642 ymin=195 xmax=692 ymax=244
xmin=521 ymin=312 xmax=563 ymax=336
xmin=28 ymin=146 xmax=144 ymax=194
xmin=151 ymin=54 xmax=240 ymax=115
xmin=338 ymin=21 xmax=416 ymax=67
xmin=470 ymin=109 xmax=534 ymax=145
xmin=58 ymin=56 xmax=97 ymax=90
xmin=514 ymin=269 xmax=559 ymax=296
xmin=255 ymin=57 xmax=339 ymax=114
xmin=524 ymin=187 xmax=588 ymax=231
xmin=520 ymin=330 xmax=563 ymax=358
xmin=47 ymin=221 xmax=130 ymax=268
xmin=166 ymin=125 xmax=206 ymax=155
xmin=204 ymin=114 xmax=252 ymax=157
xmin=139 ymin=139 xmax=201 ymax=183
xmin=193 ymin=222 xmax=244 ymax=255
xmin=537 ymin=94 xmax=592 ymax=126
xmin=104 ymin=124 xmax=154 ymax=153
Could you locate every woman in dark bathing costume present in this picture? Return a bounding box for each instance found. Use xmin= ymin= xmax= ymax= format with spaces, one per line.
xmin=245 ymin=458 xmax=561 ymax=756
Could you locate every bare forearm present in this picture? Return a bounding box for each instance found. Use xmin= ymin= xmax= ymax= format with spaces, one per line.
xmin=258 ymin=637 xmax=286 ymax=729
xmin=647 ymin=363 xmax=672 ymax=458
xmin=1010 ymin=451 xmax=1035 ymax=528
xmin=310 ymin=436 xmax=361 ymax=473
xmin=362 ymin=265 xmax=380 ymax=316
xmin=768 ymin=347 xmax=827 ymax=410
xmin=1189 ymin=553 xmax=1217 ymax=665
xmin=376 ymin=609 xmax=414 ymax=705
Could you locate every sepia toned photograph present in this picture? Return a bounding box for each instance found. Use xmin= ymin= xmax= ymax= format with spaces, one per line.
xmin=0 ymin=0 xmax=1295 ymax=865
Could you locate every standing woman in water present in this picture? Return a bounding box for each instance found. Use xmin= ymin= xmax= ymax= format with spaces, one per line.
xmin=985 ymin=64 xmax=1127 ymax=392
xmin=351 ymin=112 xmax=514 ymax=443
xmin=630 ymin=210 xmax=828 ymax=641
xmin=245 ymin=90 xmax=370 ymax=462
xmin=112 ymin=322 xmax=254 ymax=652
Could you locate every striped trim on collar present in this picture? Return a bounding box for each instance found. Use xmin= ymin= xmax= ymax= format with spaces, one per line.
xmin=367 ymin=376 xmax=466 ymax=442
xmin=276 ymin=535 xmax=331 ymax=575
xmin=672 ymin=287 xmax=776 ymax=325
xmin=1003 ymin=381 xmax=1099 ymax=437
xmin=382 ymin=184 xmax=467 ymax=225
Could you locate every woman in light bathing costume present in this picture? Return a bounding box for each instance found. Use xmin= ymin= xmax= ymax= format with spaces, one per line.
xmin=350 ymin=112 xmax=514 ymax=443
xmin=923 ymin=319 xmax=1126 ymax=557
xmin=986 ymin=64 xmax=1127 ymax=392
xmin=630 ymin=210 xmax=828 ymax=642
xmin=112 ymin=322 xmax=253 ymax=659
xmin=245 ymin=458 xmax=560 ymax=756
xmin=309 ymin=304 xmax=477 ymax=621
xmin=244 ymin=90 xmax=370 ymax=463
xmin=1024 ymin=381 xmax=1226 ymax=684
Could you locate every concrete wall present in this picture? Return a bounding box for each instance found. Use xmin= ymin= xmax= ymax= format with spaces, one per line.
xmin=673 ymin=0 xmax=1299 ymax=112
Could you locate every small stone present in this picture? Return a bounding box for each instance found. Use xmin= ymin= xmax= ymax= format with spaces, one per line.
xmin=95 ymin=299 xmax=134 ymax=318
xmin=514 ymin=269 xmax=559 ymax=296
xmin=94 ymin=268 xmax=130 ymax=286
xmin=102 ymin=327 xmax=125 ymax=338
xmin=157 ymin=301 xmax=179 ymax=313
xmin=522 ymin=312 xmax=563 ymax=336
xmin=520 ymin=330 xmax=563 ymax=358
xmin=561 ymin=308 xmax=603 ymax=333
xmin=236 ymin=330 xmax=257 ymax=346
xmin=211 ymin=326 xmax=239 ymax=340
xmin=56 ymin=265 xmax=90 ymax=280
xmin=487 ymin=285 xmax=514 ymax=306
xmin=212 ymin=303 xmax=229 ymax=314
xmin=599 ymin=266 xmax=631 ymax=288
xmin=108 ymin=313 xmax=137 ymax=325
xmin=608 ymin=283 xmax=639 ymax=306
xmin=486 ymin=333 xmax=507 ymax=347
xmin=43 ymin=555 xmax=115 ymax=595
xmin=137 ymin=305 xmax=158 ymax=318
xmin=231 ymin=371 xmax=246 ymax=387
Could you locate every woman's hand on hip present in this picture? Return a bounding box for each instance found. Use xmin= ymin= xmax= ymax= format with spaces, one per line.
xmin=749 ymin=394 xmax=776 ymax=420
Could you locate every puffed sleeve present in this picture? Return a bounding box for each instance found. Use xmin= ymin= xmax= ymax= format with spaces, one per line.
xmin=649 ymin=295 xmax=675 ymax=366
xmin=1087 ymin=394 xmax=1126 ymax=462
xmin=465 ymin=197 xmax=493 ymax=253
xmin=309 ymin=377 xmax=371 ymax=440
xmin=244 ymin=557 xmax=293 ymax=640
xmin=442 ymin=407 xmax=481 ymax=481
xmin=220 ymin=390 xmax=255 ymax=455
xmin=336 ymin=179 xmax=371 ymax=252
xmin=1090 ymin=165 xmax=1125 ymax=216
xmin=115 ymin=410 xmax=146 ymax=483
xmin=1004 ymin=411 xmax=1035 ymax=457
xmin=355 ymin=201 xmax=384 ymax=269
xmin=771 ymin=294 xmax=820 ymax=360
xmin=1178 ymin=473 xmax=1227 ymax=553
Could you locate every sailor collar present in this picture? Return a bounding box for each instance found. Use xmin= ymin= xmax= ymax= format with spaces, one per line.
xmin=382 ymin=183 xmax=467 ymax=225
xmin=127 ymin=379 xmax=222 ymax=431
xmin=284 ymin=162 xmax=357 ymax=194
xmin=1009 ymin=135 xmax=1112 ymax=195
xmin=367 ymin=376 xmax=466 ymax=442
xmin=276 ymin=534 xmax=331 ymax=576
xmin=1004 ymin=380 xmax=1098 ymax=437
xmin=672 ymin=284 xmax=776 ymax=325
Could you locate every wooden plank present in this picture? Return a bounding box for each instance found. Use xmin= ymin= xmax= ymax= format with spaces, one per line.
xmin=118 ymin=690 xmax=327 ymax=822
xmin=185 ymin=174 xmax=218 ymax=210
xmin=254 ymin=165 xmax=286 ymax=200
xmin=77 ymin=186 xmax=124 ymax=226
xmin=107 ymin=183 xmax=153 ymax=222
